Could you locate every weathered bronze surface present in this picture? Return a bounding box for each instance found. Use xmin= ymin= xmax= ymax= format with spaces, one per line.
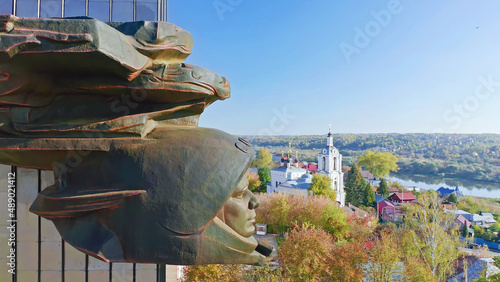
xmin=0 ymin=15 xmax=271 ymax=265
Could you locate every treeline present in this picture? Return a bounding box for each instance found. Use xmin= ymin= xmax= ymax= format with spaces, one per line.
xmin=244 ymin=134 xmax=500 ymax=183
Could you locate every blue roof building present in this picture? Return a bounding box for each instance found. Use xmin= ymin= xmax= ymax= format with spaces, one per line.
xmin=437 ymin=186 xmax=463 ymax=197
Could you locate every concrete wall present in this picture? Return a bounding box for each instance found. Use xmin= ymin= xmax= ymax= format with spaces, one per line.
xmin=0 ymin=165 xmax=180 ymax=282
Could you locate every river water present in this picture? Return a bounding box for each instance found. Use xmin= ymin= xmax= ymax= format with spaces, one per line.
xmin=388 ymin=173 xmax=500 ymax=199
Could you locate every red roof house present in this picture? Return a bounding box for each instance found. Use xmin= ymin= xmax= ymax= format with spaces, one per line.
xmin=378 ymin=200 xmax=394 ymax=216
xmin=387 ymin=192 xmax=417 ymax=204
xmin=302 ymin=163 xmax=318 ymax=173
xmin=454 ymin=215 xmax=472 ymax=229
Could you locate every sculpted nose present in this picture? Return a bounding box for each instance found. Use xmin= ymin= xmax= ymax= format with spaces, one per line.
xmin=248 ymin=193 xmax=259 ymax=210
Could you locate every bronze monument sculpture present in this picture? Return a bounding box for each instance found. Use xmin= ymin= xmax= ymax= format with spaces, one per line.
xmin=0 ymin=15 xmax=271 ymax=265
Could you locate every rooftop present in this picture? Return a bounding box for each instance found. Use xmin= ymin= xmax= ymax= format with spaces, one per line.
xmin=279 ymin=174 xmax=313 ymax=190
xmin=271 ymin=166 xmax=307 ymax=174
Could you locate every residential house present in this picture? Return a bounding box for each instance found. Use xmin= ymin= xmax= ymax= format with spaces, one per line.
xmin=387 ymin=192 xmax=417 ymax=204
xmin=437 ymin=186 xmax=463 ymax=197
xmin=361 ymin=170 xmax=380 ymax=186
xmin=450 ymin=210 xmax=497 ymax=229
xmin=441 ymin=201 xmax=457 ymax=210
xmin=386 ymin=186 xmax=400 ymax=197
xmin=472 ymin=212 xmax=497 ymax=228
xmin=374 ymin=193 xmax=386 ymax=217
xmin=454 ymin=215 xmax=474 ymax=237
xmin=378 ymin=200 xmax=404 ymax=222
xmin=448 ymin=256 xmax=500 ymax=281
xmin=360 ymin=170 xmax=374 ymax=180
xmin=454 ymin=214 xmax=472 ymax=229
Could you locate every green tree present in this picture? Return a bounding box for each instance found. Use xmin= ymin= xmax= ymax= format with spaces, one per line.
xmin=308 ymin=174 xmax=336 ymax=201
xmin=493 ymin=256 xmax=500 ymax=268
xmin=462 ymin=224 xmax=469 ymax=238
xmin=345 ymin=163 xmax=367 ymax=206
xmin=358 ymin=151 xmax=399 ymax=178
xmin=258 ymin=166 xmax=271 ymax=191
xmin=364 ymin=182 xmax=375 ymax=207
xmin=447 ymin=193 xmax=458 ymax=203
xmin=489 ymin=222 xmax=500 ymax=233
xmin=377 ymin=178 xmax=389 ymax=197
xmin=252 ymin=147 xmax=272 ymax=168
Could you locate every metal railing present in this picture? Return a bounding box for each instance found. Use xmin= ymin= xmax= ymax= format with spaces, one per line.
xmin=9 ymin=0 xmax=167 ymax=21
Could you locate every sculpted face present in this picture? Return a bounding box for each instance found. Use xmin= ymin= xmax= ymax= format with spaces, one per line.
xmin=218 ymin=176 xmax=260 ymax=237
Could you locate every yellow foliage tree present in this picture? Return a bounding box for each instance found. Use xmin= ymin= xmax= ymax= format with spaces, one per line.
xmin=358 ymin=151 xmax=399 ymax=178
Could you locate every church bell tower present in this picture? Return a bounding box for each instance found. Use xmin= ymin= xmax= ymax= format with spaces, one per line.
xmin=317 ymin=125 xmax=345 ymax=206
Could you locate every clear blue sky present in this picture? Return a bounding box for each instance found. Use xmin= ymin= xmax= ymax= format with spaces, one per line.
xmin=169 ymin=1 xmax=500 ymax=135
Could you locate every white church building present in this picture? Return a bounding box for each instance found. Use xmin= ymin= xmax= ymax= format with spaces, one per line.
xmin=266 ymin=127 xmax=345 ymax=206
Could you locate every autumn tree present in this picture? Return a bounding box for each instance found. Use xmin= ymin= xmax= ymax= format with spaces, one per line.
xmin=318 ymin=202 xmax=349 ymax=239
xmin=247 ymin=172 xmax=262 ymax=193
xmin=377 ymin=178 xmax=389 ymax=197
xmin=404 ymin=191 xmax=463 ymax=280
xmin=258 ymin=166 xmax=271 ymax=191
xmin=267 ymin=194 xmax=291 ymax=233
xmin=358 ymin=151 xmax=399 ymax=178
xmin=279 ymin=224 xmax=333 ymax=281
xmin=345 ymin=163 xmax=367 ymax=206
xmin=402 ymin=257 xmax=437 ymax=282
xmin=308 ymin=173 xmax=336 ymax=201
xmin=365 ymin=234 xmax=403 ymax=282
xmin=255 ymin=193 xmax=349 ymax=238
xmin=328 ymin=240 xmax=368 ymax=281
xmin=181 ymin=264 xmax=245 ymax=281
xmin=252 ymin=147 xmax=273 ymax=168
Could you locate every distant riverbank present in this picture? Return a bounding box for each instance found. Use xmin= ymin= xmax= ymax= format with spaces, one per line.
xmin=389 ymin=173 xmax=500 ymax=199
